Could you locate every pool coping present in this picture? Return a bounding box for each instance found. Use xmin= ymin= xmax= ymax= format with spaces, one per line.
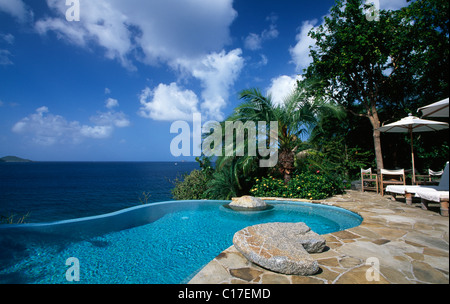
xmin=188 ymin=190 xmax=449 ymax=284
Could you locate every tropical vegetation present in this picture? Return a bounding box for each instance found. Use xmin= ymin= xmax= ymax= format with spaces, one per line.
xmin=172 ymin=0 xmax=449 ymax=201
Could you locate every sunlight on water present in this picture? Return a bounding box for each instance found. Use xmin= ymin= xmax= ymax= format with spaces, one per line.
xmin=0 ymin=202 xmax=361 ymax=284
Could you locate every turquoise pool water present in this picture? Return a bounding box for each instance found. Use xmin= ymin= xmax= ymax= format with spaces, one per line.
xmin=0 ymin=201 xmax=362 ymax=284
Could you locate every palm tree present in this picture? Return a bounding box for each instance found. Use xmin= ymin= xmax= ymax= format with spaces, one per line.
xmin=231 ymin=83 xmax=344 ymax=184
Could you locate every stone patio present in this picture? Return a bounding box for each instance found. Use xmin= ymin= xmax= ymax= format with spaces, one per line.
xmin=189 ymin=190 xmax=449 ymax=284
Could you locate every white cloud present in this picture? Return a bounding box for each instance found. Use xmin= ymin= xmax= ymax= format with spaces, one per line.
xmin=147 ymin=48 xmax=244 ymax=121
xmin=36 ymin=0 xmax=135 ymax=69
xmin=256 ymin=54 xmax=268 ymax=67
xmin=35 ymin=0 xmax=243 ymax=121
xmin=80 ymin=125 xmax=113 ymax=139
xmin=12 ymin=106 xmax=82 ymax=145
xmin=35 ymin=17 xmax=87 ymax=47
xmin=0 ymin=49 xmax=13 ymax=65
xmin=244 ymin=33 xmax=262 ymax=51
xmin=244 ymin=15 xmax=279 ymax=51
xmin=138 ymin=83 xmax=200 ymax=121
xmin=36 ymin=0 xmax=237 ymax=70
xmin=90 ymin=110 xmax=130 ymax=128
xmin=12 ymin=103 xmax=130 ymax=145
xmin=0 ymin=0 xmax=31 ymax=22
xmin=0 ymin=33 xmax=15 ymax=44
xmin=266 ymin=75 xmax=303 ymax=107
xmin=289 ymin=20 xmax=318 ymax=73
xmin=105 ymin=98 xmax=119 ymax=109
xmin=177 ymin=48 xmax=244 ymax=121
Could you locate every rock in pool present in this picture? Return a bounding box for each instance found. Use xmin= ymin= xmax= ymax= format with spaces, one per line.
xmin=229 ymin=196 xmax=268 ymax=211
xmin=233 ymin=222 xmax=326 ymax=276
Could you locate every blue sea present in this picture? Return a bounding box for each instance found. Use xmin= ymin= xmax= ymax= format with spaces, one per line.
xmin=0 ymin=162 xmax=199 ymax=223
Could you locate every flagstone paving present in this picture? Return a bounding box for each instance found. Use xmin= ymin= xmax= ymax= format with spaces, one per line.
xmin=189 ymin=190 xmax=449 ymax=284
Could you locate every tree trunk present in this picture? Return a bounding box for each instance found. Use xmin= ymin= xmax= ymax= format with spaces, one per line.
xmin=279 ymin=149 xmax=295 ymax=184
xmin=369 ymin=114 xmax=384 ymax=171
xmin=373 ymin=128 xmax=384 ymax=170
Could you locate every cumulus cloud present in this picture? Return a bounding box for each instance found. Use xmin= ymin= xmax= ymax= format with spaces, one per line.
xmin=0 ymin=0 xmax=31 ymax=22
xmin=138 ymin=83 xmax=200 ymax=121
xmin=244 ymin=14 xmax=279 ymax=51
xmin=35 ymin=0 xmax=237 ymax=70
xmin=289 ymin=20 xmax=318 ymax=73
xmin=266 ymin=75 xmax=303 ymax=107
xmin=35 ymin=0 xmax=135 ymax=69
xmin=140 ymin=48 xmax=244 ymax=122
xmin=90 ymin=110 xmax=130 ymax=128
xmin=105 ymin=98 xmax=119 ymax=109
xmin=12 ymin=102 xmax=130 ymax=145
xmin=12 ymin=106 xmax=82 ymax=145
xmin=175 ymin=48 xmax=244 ymax=120
xmin=33 ymin=0 xmax=242 ymax=121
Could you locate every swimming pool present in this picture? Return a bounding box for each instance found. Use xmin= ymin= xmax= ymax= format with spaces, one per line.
xmin=0 ymin=200 xmax=362 ymax=284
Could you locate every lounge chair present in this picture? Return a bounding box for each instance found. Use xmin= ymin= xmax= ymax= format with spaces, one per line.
xmin=385 ymin=162 xmax=449 ymax=212
xmin=415 ymin=168 xmax=444 ymax=185
xmin=380 ymin=169 xmax=406 ymax=196
xmin=415 ymin=189 xmax=449 ymax=217
xmin=361 ymin=168 xmax=379 ymax=193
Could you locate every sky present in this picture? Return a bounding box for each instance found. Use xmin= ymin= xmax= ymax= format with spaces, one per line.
xmin=0 ymin=0 xmax=409 ymax=161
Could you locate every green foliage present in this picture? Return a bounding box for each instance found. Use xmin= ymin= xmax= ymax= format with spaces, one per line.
xmin=250 ymin=172 xmax=344 ymax=200
xmin=304 ymin=0 xmax=449 ymax=170
xmin=138 ymin=191 xmax=151 ymax=204
xmin=204 ymin=164 xmax=240 ymax=200
xmin=170 ymin=0 xmax=448 ymax=201
xmin=171 ymin=169 xmax=212 ymax=200
xmin=171 ymin=156 xmax=216 ymax=200
xmin=0 ymin=212 xmax=30 ymax=224
xmin=224 ymin=83 xmax=344 ymax=186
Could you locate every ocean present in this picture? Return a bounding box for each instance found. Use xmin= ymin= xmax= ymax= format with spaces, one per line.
xmin=0 ymin=162 xmax=199 ymax=223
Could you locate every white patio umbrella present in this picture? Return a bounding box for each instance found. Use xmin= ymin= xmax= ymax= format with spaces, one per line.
xmin=378 ymin=114 xmax=449 ymax=183
xmin=418 ymin=98 xmax=449 ymax=118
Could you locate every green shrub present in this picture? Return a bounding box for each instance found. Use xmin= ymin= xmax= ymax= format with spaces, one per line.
xmin=204 ymin=166 xmax=239 ymax=200
xmin=250 ymin=171 xmax=344 ymax=200
xmin=171 ymin=169 xmax=211 ymax=200
xmin=0 ymin=212 xmax=30 ymax=224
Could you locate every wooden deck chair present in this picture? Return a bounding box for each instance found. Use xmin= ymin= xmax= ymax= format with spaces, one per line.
xmin=361 ymin=168 xmax=379 ymax=193
xmin=380 ymin=169 xmax=405 ymax=196
xmin=415 ymin=168 xmax=444 ymax=185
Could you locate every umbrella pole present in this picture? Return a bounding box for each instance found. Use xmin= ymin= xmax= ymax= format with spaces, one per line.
xmin=410 ymin=129 xmax=416 ymax=184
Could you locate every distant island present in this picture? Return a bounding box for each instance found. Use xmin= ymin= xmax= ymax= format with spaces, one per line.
xmin=0 ymin=156 xmax=33 ymax=162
